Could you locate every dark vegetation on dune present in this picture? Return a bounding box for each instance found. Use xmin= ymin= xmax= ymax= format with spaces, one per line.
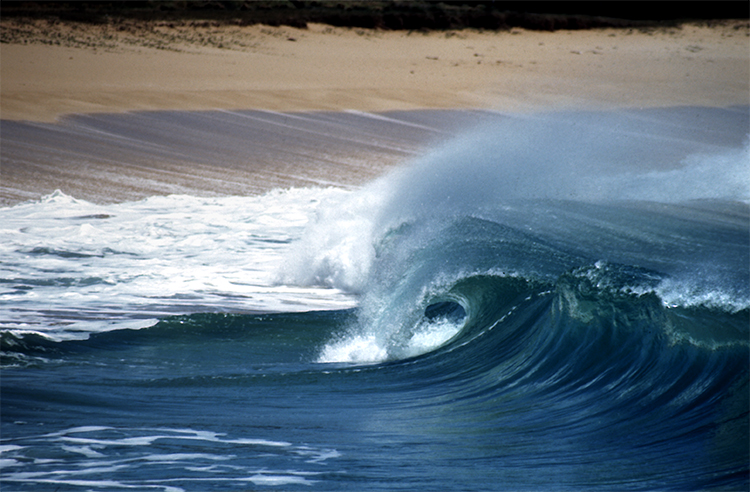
xmin=3 ymin=1 xmax=748 ymax=31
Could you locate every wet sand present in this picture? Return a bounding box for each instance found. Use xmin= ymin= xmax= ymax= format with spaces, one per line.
xmin=1 ymin=19 xmax=748 ymax=206
xmin=3 ymin=106 xmax=747 ymax=207
xmin=0 ymin=109 xmax=484 ymax=205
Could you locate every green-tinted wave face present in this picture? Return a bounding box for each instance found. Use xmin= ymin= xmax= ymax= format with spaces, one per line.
xmin=4 ymin=259 xmax=747 ymax=489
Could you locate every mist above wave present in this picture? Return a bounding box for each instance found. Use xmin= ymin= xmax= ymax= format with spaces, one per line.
xmin=280 ymin=107 xmax=749 ymax=293
xmin=277 ymin=107 xmax=749 ymax=363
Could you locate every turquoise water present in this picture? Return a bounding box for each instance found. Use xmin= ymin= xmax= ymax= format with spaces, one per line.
xmin=1 ymin=107 xmax=748 ymax=491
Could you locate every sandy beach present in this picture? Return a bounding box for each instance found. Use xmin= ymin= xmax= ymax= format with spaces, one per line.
xmin=1 ymin=17 xmax=748 ymax=205
xmin=2 ymin=18 xmax=748 ymax=121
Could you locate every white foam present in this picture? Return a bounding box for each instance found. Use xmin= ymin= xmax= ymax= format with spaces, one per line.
xmin=275 ymin=184 xmax=389 ymax=294
xmin=247 ymin=473 xmax=316 ymax=486
xmin=655 ymin=278 xmax=750 ymax=313
xmin=1 ymin=189 xmax=358 ymax=339
xmin=318 ymin=335 xmax=388 ymax=364
xmin=0 ymin=445 xmax=25 ymax=454
xmin=407 ymin=317 xmax=464 ymax=357
xmin=60 ymin=445 xmax=106 ymax=458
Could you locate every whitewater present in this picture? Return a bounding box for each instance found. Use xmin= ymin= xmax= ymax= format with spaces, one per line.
xmin=1 ymin=106 xmax=748 ymax=491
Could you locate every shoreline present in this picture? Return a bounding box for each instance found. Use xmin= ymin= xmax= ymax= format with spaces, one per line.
xmin=2 ymin=105 xmax=747 ymax=208
xmin=1 ymin=18 xmax=748 ymax=207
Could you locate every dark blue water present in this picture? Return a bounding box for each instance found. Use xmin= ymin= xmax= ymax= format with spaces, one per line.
xmin=1 ymin=107 xmax=748 ymax=491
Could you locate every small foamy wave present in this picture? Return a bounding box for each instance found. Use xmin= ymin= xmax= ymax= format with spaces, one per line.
xmin=1 ymin=188 xmax=359 ymax=338
xmin=1 ymin=426 xmax=340 ymax=491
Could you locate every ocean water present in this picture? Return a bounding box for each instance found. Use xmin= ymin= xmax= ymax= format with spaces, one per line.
xmin=1 ymin=107 xmax=748 ymax=491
